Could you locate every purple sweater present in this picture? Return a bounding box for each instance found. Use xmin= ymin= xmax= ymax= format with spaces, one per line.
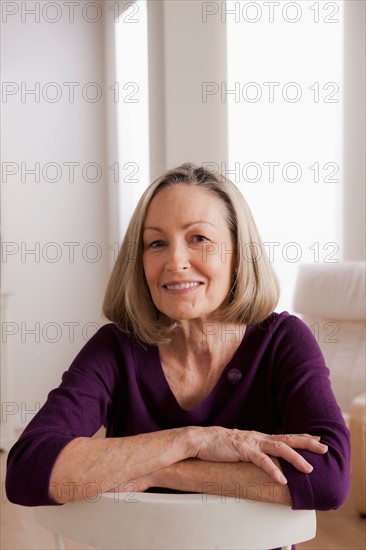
xmin=6 ymin=311 xmax=350 ymax=510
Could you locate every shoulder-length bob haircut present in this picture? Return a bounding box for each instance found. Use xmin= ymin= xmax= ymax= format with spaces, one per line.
xmin=103 ymin=163 xmax=279 ymax=345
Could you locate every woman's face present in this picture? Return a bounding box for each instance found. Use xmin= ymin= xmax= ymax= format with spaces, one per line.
xmin=142 ymin=184 xmax=235 ymax=323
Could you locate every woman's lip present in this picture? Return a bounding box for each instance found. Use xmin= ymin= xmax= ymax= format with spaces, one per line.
xmin=162 ymin=281 xmax=204 ymax=293
xmin=163 ymin=280 xmax=204 ymax=288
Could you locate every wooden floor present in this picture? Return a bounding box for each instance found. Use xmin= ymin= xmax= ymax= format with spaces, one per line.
xmin=1 ymin=451 xmax=365 ymax=550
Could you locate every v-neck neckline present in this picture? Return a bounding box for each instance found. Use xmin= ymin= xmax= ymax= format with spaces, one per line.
xmin=152 ymin=324 xmax=253 ymax=413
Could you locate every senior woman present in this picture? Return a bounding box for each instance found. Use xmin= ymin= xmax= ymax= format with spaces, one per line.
xmin=6 ymin=163 xmax=350 ymax=512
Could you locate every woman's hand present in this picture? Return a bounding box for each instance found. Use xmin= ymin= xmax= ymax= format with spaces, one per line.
xmin=190 ymin=426 xmax=328 ymax=485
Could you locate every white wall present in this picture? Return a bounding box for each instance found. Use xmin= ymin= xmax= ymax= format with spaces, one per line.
xmin=163 ymin=0 xmax=228 ymax=168
xmin=1 ymin=1 xmax=109 ymax=445
xmin=343 ymin=0 xmax=366 ymax=260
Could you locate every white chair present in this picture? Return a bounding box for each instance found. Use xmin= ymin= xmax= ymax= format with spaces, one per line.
xmin=293 ymin=261 xmax=366 ymax=515
xmin=34 ymin=491 xmax=316 ymax=550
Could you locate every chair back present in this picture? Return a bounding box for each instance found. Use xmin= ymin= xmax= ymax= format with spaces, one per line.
xmin=293 ymin=261 xmax=366 ymax=414
xmin=34 ymin=491 xmax=316 ymax=550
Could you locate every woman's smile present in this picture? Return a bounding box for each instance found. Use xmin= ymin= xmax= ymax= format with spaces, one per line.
xmin=162 ymin=280 xmax=204 ymax=294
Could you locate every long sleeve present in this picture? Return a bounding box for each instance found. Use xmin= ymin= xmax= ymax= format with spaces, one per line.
xmin=5 ymin=324 xmax=123 ymax=506
xmin=273 ymin=315 xmax=351 ymax=510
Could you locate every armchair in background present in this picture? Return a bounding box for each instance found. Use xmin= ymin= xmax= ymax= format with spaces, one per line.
xmin=293 ymin=261 xmax=366 ymax=516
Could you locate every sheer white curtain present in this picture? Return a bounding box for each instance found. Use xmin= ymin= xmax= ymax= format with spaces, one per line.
xmin=226 ymin=0 xmax=344 ymax=312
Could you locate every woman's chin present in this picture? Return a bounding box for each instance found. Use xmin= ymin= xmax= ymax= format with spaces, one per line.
xmin=162 ymin=307 xmax=201 ymax=322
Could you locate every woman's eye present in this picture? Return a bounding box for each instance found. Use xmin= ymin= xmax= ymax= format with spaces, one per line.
xmin=192 ymin=235 xmax=208 ymax=243
xmin=149 ymin=240 xmax=165 ymax=248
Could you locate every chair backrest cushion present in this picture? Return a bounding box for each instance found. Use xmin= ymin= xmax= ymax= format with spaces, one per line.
xmin=293 ymin=262 xmax=365 ymax=321
xmin=293 ymin=262 xmax=366 ymax=413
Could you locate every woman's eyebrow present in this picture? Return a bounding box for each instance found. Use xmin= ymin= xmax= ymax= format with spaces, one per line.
xmin=144 ymin=221 xmax=216 ymax=232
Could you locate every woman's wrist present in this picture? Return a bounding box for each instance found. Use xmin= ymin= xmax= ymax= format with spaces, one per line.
xmin=183 ymin=426 xmax=204 ymax=459
xmin=143 ymin=427 xmax=200 ymax=489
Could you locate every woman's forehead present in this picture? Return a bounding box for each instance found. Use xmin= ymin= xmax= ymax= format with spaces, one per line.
xmin=145 ymin=184 xmax=227 ymax=221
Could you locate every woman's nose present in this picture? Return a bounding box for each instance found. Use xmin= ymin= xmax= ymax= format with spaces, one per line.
xmin=165 ymin=242 xmax=191 ymax=272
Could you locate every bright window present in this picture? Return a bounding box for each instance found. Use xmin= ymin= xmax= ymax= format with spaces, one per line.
xmin=114 ymin=0 xmax=150 ymax=240
xmin=227 ymin=0 xmax=344 ymax=311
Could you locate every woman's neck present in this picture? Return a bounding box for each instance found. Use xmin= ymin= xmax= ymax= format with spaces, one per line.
xmin=157 ymin=320 xmax=246 ymax=410
xmin=160 ymin=319 xmax=246 ymax=371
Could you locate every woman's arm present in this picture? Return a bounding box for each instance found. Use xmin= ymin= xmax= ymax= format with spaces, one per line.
xmin=143 ymin=458 xmax=294 ymax=506
xmin=49 ymin=427 xmax=326 ymax=504
xmin=271 ymin=314 xmax=351 ymax=510
xmin=49 ymin=428 xmax=192 ymax=503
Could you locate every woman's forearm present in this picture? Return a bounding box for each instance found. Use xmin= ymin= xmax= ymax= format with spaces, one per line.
xmin=49 ymin=427 xmax=195 ymax=504
xmin=149 ymin=458 xmax=293 ymax=506
xmin=49 ymin=426 xmax=323 ymax=504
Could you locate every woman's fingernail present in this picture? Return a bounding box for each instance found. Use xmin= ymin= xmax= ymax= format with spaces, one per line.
xmin=321 ymin=444 xmax=328 ymax=451
xmin=280 ymin=474 xmax=288 ymax=485
xmin=305 ymin=463 xmax=313 ymax=472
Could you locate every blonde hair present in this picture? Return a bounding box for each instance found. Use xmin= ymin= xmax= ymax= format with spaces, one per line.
xmin=103 ymin=163 xmax=279 ymax=345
